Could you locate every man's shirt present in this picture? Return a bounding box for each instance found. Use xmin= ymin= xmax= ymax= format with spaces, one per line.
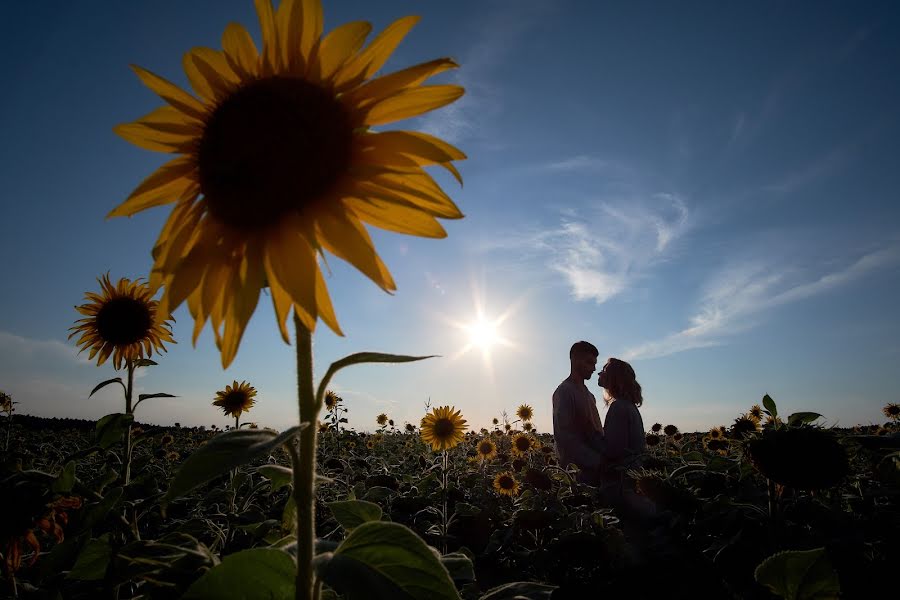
xmin=552 ymin=378 xmax=606 ymax=483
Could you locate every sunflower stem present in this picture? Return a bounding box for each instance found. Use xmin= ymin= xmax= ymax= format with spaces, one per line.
xmin=124 ymin=360 xmax=135 ymax=486
xmin=293 ymin=315 xmax=317 ymax=600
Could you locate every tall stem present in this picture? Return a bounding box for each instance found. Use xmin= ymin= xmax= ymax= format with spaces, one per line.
xmin=441 ymin=450 xmax=448 ymax=555
xmin=293 ymin=315 xmax=317 ymax=600
xmin=124 ymin=361 xmax=135 ymax=485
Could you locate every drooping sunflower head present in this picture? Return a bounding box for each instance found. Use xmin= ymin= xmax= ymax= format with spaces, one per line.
xmin=0 ymin=391 xmax=12 ymax=414
xmin=522 ymin=422 xmax=534 ymax=432
xmin=420 ymin=405 xmax=467 ymax=452
xmin=651 ymin=423 xmax=662 ymax=433
xmin=376 ymin=413 xmax=389 ymax=426
xmin=516 ymin=404 xmax=534 ymax=422
xmin=663 ymin=424 xmax=679 ymax=436
xmin=504 ymin=423 xmax=512 ymax=432
xmin=708 ymin=427 xmax=722 ymax=440
xmin=493 ymin=471 xmax=519 ymax=497
xmin=477 ymin=438 xmax=497 ymax=460
xmin=511 ymin=433 xmax=535 ymax=456
xmin=111 ymin=0 xmax=466 ymax=369
xmin=324 ymin=390 xmax=341 ymax=411
xmin=212 ymin=380 xmax=257 ymax=417
xmin=731 ymin=414 xmax=760 ymax=438
xmin=645 ymin=433 xmax=661 ymax=447
xmin=405 ymin=423 xmax=416 ymax=433
xmin=492 ymin=417 xmax=499 ymax=426
xmin=883 ymin=403 xmax=900 ymax=421
xmin=317 ymin=421 xmax=330 ymax=433
xmin=69 ymin=274 xmax=174 ymax=370
xmin=748 ymin=405 xmax=764 ymax=422
xmin=160 ymin=433 xmax=175 ymax=447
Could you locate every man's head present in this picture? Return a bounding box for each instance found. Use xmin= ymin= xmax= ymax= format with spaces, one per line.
xmin=569 ymin=341 xmax=599 ymax=381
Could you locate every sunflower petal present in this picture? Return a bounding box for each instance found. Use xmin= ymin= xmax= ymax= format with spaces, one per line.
xmin=353 ymin=173 xmax=463 ymax=219
xmin=355 ymin=131 xmax=466 ymax=175
xmin=219 ymin=244 xmax=266 ymax=368
xmin=318 ymin=21 xmax=372 ymax=81
xmin=334 ymin=15 xmax=419 ymax=89
xmin=344 ymin=196 xmax=447 ymax=238
xmin=185 ymin=47 xmax=239 ymax=102
xmin=342 ymin=57 xmax=458 ymax=106
xmin=315 ymin=205 xmax=396 ymax=292
xmin=254 ymin=0 xmax=278 ymax=74
xmin=361 ymin=85 xmax=464 ymax=126
xmin=107 ymin=156 xmax=196 ymax=218
xmin=115 ymin=106 xmax=200 ymax=153
xmin=314 ymin=265 xmax=343 ymax=335
xmin=130 ymin=65 xmax=207 ymax=120
xmin=275 ymin=0 xmax=302 ymax=71
xmin=266 ymin=269 xmax=299 ymax=343
xmin=222 ymin=22 xmax=260 ymax=78
xmin=297 ymin=0 xmax=323 ymax=61
xmin=264 ymin=217 xmax=318 ymax=337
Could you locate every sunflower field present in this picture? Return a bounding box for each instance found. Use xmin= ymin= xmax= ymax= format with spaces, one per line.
xmin=2 ymin=394 xmax=899 ymax=599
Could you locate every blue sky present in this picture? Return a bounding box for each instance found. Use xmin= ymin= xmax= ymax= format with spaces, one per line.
xmin=2 ymin=0 xmax=899 ymax=434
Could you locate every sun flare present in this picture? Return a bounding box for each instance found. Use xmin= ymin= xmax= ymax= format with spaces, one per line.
xmin=465 ymin=317 xmax=500 ymax=350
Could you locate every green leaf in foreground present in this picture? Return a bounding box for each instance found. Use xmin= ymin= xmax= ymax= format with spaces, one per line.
xmin=67 ymin=534 xmax=111 ymax=581
xmin=316 ymin=352 xmax=437 ymax=408
xmin=89 ymin=377 xmax=125 ymax=398
xmin=762 ymin=393 xmax=777 ymax=417
xmin=182 ymin=548 xmax=295 ymax=600
xmin=787 ymin=412 xmax=823 ymax=426
xmin=257 ymin=464 xmax=293 ymax=492
xmin=327 ymin=499 xmax=382 ymax=531
xmin=318 ymin=521 xmax=459 ymax=600
xmin=95 ymin=413 xmax=134 ymax=449
xmin=754 ymin=547 xmax=840 ymax=600
xmin=163 ymin=425 xmax=306 ymax=504
xmin=51 ymin=460 xmax=76 ymax=493
xmin=478 ymin=582 xmax=557 ymax=600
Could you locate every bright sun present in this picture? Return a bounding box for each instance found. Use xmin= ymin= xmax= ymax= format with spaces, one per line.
xmin=466 ymin=318 xmax=500 ymax=349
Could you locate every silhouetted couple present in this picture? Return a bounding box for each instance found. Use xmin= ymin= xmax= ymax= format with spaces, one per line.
xmin=552 ymin=341 xmax=656 ymax=520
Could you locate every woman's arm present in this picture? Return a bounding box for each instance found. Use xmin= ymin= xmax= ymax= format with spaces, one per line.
xmin=603 ymin=400 xmax=629 ymax=462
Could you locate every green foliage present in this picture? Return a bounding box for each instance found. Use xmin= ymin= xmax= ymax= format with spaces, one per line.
xmin=257 ymin=464 xmax=293 ymax=491
xmin=51 ymin=460 xmax=76 ymax=493
xmin=754 ymin=548 xmax=840 ymax=599
xmin=317 ymin=521 xmax=459 ymax=600
xmin=89 ymin=377 xmax=126 ymax=397
xmin=95 ymin=412 xmax=133 ymax=449
xmin=316 ymin=352 xmax=436 ymax=408
xmin=478 ymin=582 xmax=557 ymax=599
xmin=763 ymin=393 xmax=778 ymax=417
xmin=163 ymin=425 xmax=306 ymax=504
xmin=67 ymin=534 xmax=112 ymax=581
xmin=327 ymin=499 xmax=383 ymax=531
xmin=787 ymin=412 xmax=823 ymax=426
xmin=182 ymin=548 xmax=295 ymax=600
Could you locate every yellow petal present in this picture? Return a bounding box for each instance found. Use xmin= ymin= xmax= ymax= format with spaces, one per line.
xmin=317 ymin=21 xmax=372 ymax=81
xmin=356 ymin=130 xmax=465 ymax=169
xmin=263 ymin=215 xmax=318 ymax=335
xmin=107 ymin=156 xmax=196 ymax=218
xmin=342 ymin=57 xmax=458 ymax=107
xmin=254 ymin=0 xmax=278 ymax=74
xmin=114 ymin=106 xmax=200 ymax=153
xmin=353 ymin=172 xmax=463 ymax=219
xmin=222 ymin=22 xmax=260 ymax=79
xmin=314 ymin=265 xmax=343 ymax=335
xmin=343 ymin=196 xmax=447 ymax=238
xmin=266 ymin=268 xmax=300 ymax=343
xmin=314 ymin=204 xmax=396 ymax=292
xmin=298 ymin=0 xmax=323 ymax=62
xmin=130 ymin=65 xmax=207 ymax=121
xmin=334 ymin=16 xmax=419 ymax=90
xmin=361 ymin=85 xmax=464 ymax=126
xmin=275 ymin=0 xmax=302 ymax=71
xmin=219 ymin=243 xmax=265 ymax=368
xmin=184 ymin=47 xmax=238 ymax=102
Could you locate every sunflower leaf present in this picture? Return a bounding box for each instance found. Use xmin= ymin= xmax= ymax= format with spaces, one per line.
xmin=95 ymin=413 xmax=134 ymax=450
xmin=182 ymin=548 xmax=295 ymax=600
xmin=754 ymin=547 xmax=840 ymax=599
xmin=318 ymin=521 xmax=459 ymax=600
xmin=787 ymin=412 xmax=823 ymax=426
xmin=163 ymin=425 xmax=307 ymax=505
xmin=327 ymin=499 xmax=382 ymax=531
xmin=762 ymin=394 xmax=778 ymax=418
xmin=134 ymin=358 xmax=158 ymax=367
xmin=134 ymin=392 xmax=178 ymax=411
xmin=257 ymin=464 xmax=293 ymax=492
xmin=89 ymin=377 xmax=126 ymax=398
xmin=478 ymin=582 xmax=558 ymax=600
xmin=316 ymin=353 xmax=437 ymax=408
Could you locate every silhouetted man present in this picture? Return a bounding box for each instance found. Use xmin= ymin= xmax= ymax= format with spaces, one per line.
xmin=552 ymin=340 xmax=606 ymax=484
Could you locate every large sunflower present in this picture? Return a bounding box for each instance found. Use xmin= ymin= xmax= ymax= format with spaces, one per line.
xmin=476 ymin=438 xmax=497 ymax=461
xmin=111 ymin=0 xmax=465 ymax=368
xmin=323 ymin=389 xmax=341 ymax=411
xmin=69 ymin=273 xmax=174 ymax=370
xmin=212 ymin=380 xmax=258 ymax=417
xmin=420 ymin=405 xmax=467 ymax=451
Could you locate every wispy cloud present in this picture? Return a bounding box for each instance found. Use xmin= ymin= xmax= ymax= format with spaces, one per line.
xmin=0 ymin=330 xmax=86 ymax=365
xmin=416 ymin=0 xmax=552 ymax=144
xmin=484 ymin=192 xmax=690 ymax=304
xmin=624 ymin=244 xmax=900 ymax=360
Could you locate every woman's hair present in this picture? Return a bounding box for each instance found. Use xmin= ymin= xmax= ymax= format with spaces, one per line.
xmin=602 ymin=358 xmax=643 ymax=407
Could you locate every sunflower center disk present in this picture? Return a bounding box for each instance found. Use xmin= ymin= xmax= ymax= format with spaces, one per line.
xmin=433 ymin=418 xmax=455 ymax=438
xmin=198 ymin=77 xmax=354 ymax=230
xmin=96 ymin=297 xmax=152 ymax=346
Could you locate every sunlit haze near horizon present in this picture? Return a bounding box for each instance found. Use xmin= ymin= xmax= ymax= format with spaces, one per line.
xmin=2 ymin=1 xmax=900 ymax=434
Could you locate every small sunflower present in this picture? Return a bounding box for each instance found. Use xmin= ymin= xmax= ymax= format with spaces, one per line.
xmin=522 ymin=422 xmax=534 ymax=432
xmin=663 ymin=424 xmax=679 ymax=436
xmin=376 ymin=413 xmax=389 ymax=426
xmin=0 ymin=391 xmax=13 ymax=414
xmin=420 ymin=405 xmax=467 ymax=451
xmin=703 ymin=436 xmax=729 ymax=454
xmin=763 ymin=415 xmax=782 ymax=428
xmin=646 ymin=433 xmax=661 ymax=447
xmin=673 ymin=432 xmax=683 ymax=442
xmin=317 ymin=421 xmax=330 ymax=433
xmin=516 ymin=404 xmax=534 ymax=422
xmin=347 ymin=441 xmax=356 ymax=449
xmin=160 ymin=433 xmax=175 ymax=447
xmin=373 ymin=433 xmax=383 ymax=443
xmin=493 ymin=471 xmax=519 ymax=497
xmin=883 ymin=403 xmax=900 ymax=421
xmin=504 ymin=423 xmax=512 ymax=432
xmin=651 ymin=423 xmax=662 ymax=433
xmin=748 ymin=405 xmax=764 ymax=423
xmin=365 ymin=439 xmax=375 ymax=450
xmin=112 ymin=0 xmax=466 ymax=368
xmin=405 ymin=423 xmax=416 ymax=433
xmin=212 ymin=380 xmax=257 ymax=417
xmin=476 ymin=438 xmax=497 ymax=460
xmin=511 ymin=433 xmax=535 ymax=456
xmin=492 ymin=417 xmax=499 ymax=426
xmin=324 ymin=390 xmax=341 ymax=411
xmin=731 ymin=414 xmax=760 ymax=438
xmin=69 ymin=274 xmax=174 ymax=370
